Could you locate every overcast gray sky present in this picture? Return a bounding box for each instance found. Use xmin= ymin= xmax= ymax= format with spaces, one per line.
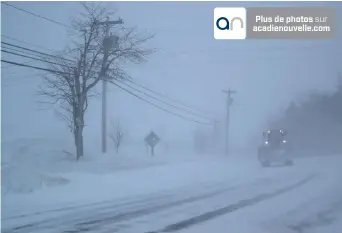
xmin=2 ymin=1 xmax=341 ymax=150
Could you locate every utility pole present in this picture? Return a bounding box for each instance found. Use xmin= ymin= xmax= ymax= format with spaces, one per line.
xmin=96 ymin=17 xmax=124 ymax=153
xmin=222 ymin=89 xmax=237 ymax=155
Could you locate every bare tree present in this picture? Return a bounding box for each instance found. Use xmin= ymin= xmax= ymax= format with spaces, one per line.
xmin=38 ymin=3 xmax=154 ymax=160
xmin=109 ymin=120 xmax=124 ymax=153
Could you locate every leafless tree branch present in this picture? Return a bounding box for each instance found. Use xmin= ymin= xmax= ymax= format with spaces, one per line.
xmin=109 ymin=119 xmax=124 ymax=153
xmin=37 ymin=3 xmax=154 ymax=160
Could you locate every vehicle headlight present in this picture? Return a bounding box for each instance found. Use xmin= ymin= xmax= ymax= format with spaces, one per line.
xmin=264 ymin=141 xmax=269 ymax=145
xmin=282 ymin=140 xmax=287 ymax=143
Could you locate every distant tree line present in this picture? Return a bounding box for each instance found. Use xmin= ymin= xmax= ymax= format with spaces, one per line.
xmin=269 ymin=74 xmax=342 ymax=156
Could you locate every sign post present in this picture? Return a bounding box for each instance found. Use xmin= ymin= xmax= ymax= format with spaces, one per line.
xmin=144 ymin=131 xmax=160 ymax=156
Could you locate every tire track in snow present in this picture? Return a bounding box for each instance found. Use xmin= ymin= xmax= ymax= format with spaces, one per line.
xmin=2 ymin=180 xmax=220 ymax=220
xmin=147 ymin=173 xmax=317 ymax=233
xmin=59 ymin=174 xmax=303 ymax=233
xmin=2 ymin=176 xmax=277 ymax=233
xmin=2 ymin=178 xmax=241 ymax=232
xmin=5 ymin=183 xmax=240 ymax=233
xmin=3 ymin=177 xmax=239 ymax=221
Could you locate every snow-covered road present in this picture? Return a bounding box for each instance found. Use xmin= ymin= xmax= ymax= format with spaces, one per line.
xmin=2 ymin=155 xmax=342 ymax=233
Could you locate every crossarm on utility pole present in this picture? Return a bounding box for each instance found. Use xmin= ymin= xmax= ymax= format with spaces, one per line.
xmin=95 ymin=18 xmax=124 ymax=26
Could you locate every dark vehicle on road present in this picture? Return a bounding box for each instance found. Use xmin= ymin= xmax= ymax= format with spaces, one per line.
xmin=258 ymin=129 xmax=293 ymax=167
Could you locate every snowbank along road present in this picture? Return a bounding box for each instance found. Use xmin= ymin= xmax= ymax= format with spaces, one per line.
xmin=2 ymin=155 xmax=342 ymax=233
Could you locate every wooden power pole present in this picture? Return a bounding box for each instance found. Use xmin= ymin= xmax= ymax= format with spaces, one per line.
xmin=95 ymin=17 xmax=123 ymax=153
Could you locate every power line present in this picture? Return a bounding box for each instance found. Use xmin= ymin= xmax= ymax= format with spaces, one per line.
xmin=1 ymin=35 xmax=76 ymax=70
xmin=0 ymin=31 xmax=219 ymax=123
xmin=1 ymin=2 xmax=72 ymax=29
xmin=2 ymin=58 xmax=214 ymax=125
xmin=2 ymin=53 xmax=216 ymax=123
xmin=1 ymin=41 xmax=75 ymax=63
xmin=1 ymin=42 xmax=73 ymax=69
xmin=110 ymin=81 xmax=213 ymax=125
xmin=1 ymin=45 xmax=48 ymax=58
xmin=1 ymin=35 xmax=58 ymax=53
xmin=1 ymin=2 xmax=324 ymax=54
xmin=2 ymin=49 xmax=216 ymax=122
xmin=124 ymin=78 xmax=214 ymax=117
xmin=1 ymin=49 xmax=74 ymax=69
xmin=1 ymin=59 xmax=70 ymax=75
xmin=0 ymin=2 xmax=336 ymax=58
xmin=117 ymin=78 xmax=215 ymax=121
xmin=1 ymin=35 xmax=75 ymax=58
xmin=1 ymin=43 xmax=42 ymax=69
xmin=1 ymin=45 xmax=53 ymax=69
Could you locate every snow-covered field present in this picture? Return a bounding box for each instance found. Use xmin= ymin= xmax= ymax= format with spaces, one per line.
xmin=1 ymin=137 xmax=214 ymax=195
xmin=2 ymin=138 xmax=342 ymax=233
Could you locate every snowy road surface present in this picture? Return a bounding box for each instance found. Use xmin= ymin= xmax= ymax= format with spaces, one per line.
xmin=2 ymin=155 xmax=342 ymax=233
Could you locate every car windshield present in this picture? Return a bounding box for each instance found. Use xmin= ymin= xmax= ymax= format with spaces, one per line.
xmin=268 ymin=131 xmax=283 ymax=143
